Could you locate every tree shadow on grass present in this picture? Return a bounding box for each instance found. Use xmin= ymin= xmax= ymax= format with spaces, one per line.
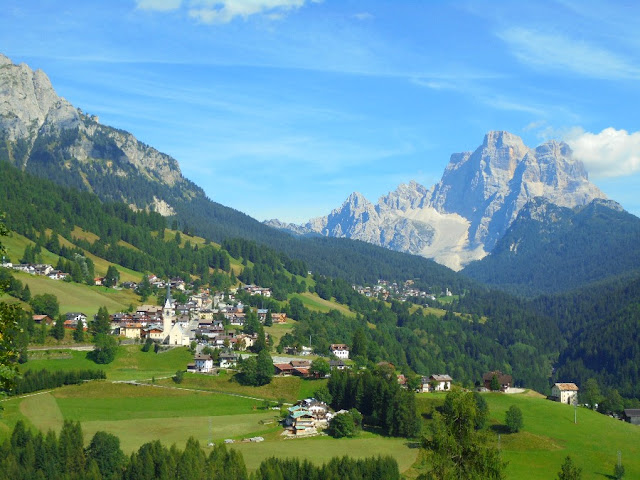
xmin=404 ymin=441 xmax=421 ymax=449
xmin=489 ymin=424 xmax=512 ymax=435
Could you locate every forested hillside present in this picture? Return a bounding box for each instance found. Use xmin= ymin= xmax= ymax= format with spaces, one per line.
xmin=532 ymin=275 xmax=640 ymax=399
xmin=463 ymin=197 xmax=640 ymax=296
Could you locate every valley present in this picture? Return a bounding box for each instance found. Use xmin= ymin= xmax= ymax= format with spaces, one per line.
xmin=2 ymin=49 xmax=640 ymax=480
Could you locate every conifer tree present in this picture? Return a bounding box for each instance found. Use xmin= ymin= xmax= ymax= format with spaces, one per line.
xmin=51 ymin=315 xmax=66 ymax=341
xmin=73 ymin=319 xmax=85 ymax=343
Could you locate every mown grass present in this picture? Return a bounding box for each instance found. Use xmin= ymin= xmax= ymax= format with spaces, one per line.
xmin=12 ymin=270 xmax=139 ymax=317
xmin=264 ymin=320 xmax=294 ymax=346
xmin=20 ymin=344 xmax=194 ymax=381
xmin=19 ymin=392 xmax=64 ymax=433
xmin=232 ymin=434 xmax=419 ymax=472
xmin=415 ymin=391 xmax=640 ymax=479
xmin=289 ymin=292 xmax=355 ymax=317
xmin=154 ymin=371 xmax=327 ymax=403
xmin=82 ymin=411 xmax=278 ymax=454
xmin=52 ymin=382 xmax=265 ymax=421
xmin=2 ymin=231 xmax=59 ymax=265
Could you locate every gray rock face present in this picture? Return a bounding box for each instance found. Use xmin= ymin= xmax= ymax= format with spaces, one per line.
xmin=270 ymin=131 xmax=607 ymax=270
xmin=0 ymin=54 xmax=192 ymax=213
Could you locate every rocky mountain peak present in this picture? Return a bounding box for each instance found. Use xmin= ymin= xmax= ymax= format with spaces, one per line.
xmin=270 ymin=131 xmax=608 ymax=270
xmin=0 ymin=52 xmax=194 ymax=214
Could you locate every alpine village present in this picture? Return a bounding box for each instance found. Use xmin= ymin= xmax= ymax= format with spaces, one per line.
xmin=2 ymin=30 xmax=640 ymax=480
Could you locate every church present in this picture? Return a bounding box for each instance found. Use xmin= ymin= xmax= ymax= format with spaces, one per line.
xmin=162 ymin=285 xmax=191 ymax=346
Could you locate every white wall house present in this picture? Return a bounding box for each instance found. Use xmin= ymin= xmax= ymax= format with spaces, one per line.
xmin=330 ymin=343 xmax=349 ymax=359
xmin=551 ymin=383 xmax=579 ymax=405
xmin=194 ymin=354 xmax=214 ymax=373
xmin=420 ymin=374 xmax=453 ymax=392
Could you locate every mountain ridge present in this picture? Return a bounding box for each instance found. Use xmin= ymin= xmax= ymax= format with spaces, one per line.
xmin=0 ymin=53 xmax=472 ymax=288
xmin=267 ymin=131 xmax=607 ymax=270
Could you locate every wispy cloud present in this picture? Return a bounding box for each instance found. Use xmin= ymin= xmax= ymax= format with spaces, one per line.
xmin=136 ymin=0 xmax=182 ymax=11
xmin=353 ymin=12 xmax=373 ymax=21
xmin=498 ymin=27 xmax=640 ymax=79
xmin=562 ymin=127 xmax=640 ymax=178
xmin=187 ymin=0 xmax=316 ymax=24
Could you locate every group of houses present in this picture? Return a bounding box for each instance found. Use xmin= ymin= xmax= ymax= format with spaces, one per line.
xmin=186 ymin=351 xmax=239 ymax=373
xmin=351 ymin=279 xmax=453 ymax=303
xmin=98 ymin=285 xmax=283 ymax=349
xmin=284 ymin=398 xmax=333 ymax=436
xmin=3 ymin=261 xmax=70 ymax=281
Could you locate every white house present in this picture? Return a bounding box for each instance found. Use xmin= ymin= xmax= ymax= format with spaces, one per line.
xmin=330 ymin=343 xmax=349 ymax=359
xmin=420 ymin=374 xmax=453 ymax=392
xmin=551 ymin=383 xmax=579 ymax=405
xmin=219 ymin=352 xmax=238 ymax=368
xmin=193 ymin=354 xmax=214 ymax=373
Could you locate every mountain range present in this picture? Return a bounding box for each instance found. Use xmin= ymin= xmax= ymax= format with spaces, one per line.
xmin=0 ymin=53 xmax=467 ymax=288
xmin=267 ymin=131 xmax=607 ymax=270
xmin=3 ymin=53 xmax=640 ymax=296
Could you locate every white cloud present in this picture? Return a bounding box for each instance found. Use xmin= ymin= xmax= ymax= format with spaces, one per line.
xmin=187 ymin=0 xmax=315 ymax=24
xmin=136 ymin=0 xmax=182 ymax=11
xmin=353 ymin=12 xmax=373 ymax=21
xmin=563 ymin=127 xmax=640 ymax=178
xmin=498 ymin=27 xmax=640 ymax=79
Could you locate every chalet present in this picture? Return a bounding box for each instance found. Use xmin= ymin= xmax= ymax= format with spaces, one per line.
xmin=551 ymin=383 xmax=579 ymax=405
xmin=144 ymin=325 xmax=165 ymax=342
xmin=284 ymin=399 xmax=331 ymax=435
xmin=292 ymin=367 xmax=311 ymax=378
xmin=330 ymin=343 xmax=349 ymax=359
xmin=290 ymin=360 xmax=311 ymax=369
xmin=34 ymin=264 xmax=54 ymax=276
xmin=137 ymin=305 xmax=162 ymax=316
xmin=235 ymin=333 xmax=257 ymax=351
xmin=94 ymin=277 xmax=104 ymax=286
xmin=271 ymin=313 xmax=287 ymax=323
xmin=329 ymin=359 xmax=348 ymax=371
xmin=274 ymin=363 xmax=295 ymax=376
xmin=32 ymin=314 xmax=53 ymax=325
xmin=47 ymin=270 xmax=68 ymax=281
xmin=120 ymin=324 xmax=143 ymax=339
xmin=219 ymin=352 xmax=238 ymax=368
xmin=483 ymin=371 xmax=513 ymax=391
xmin=623 ymin=409 xmax=640 ymax=426
xmin=430 ymin=374 xmax=453 ymax=391
xmin=193 ymin=354 xmax=215 ymax=373
xmin=66 ymin=312 xmax=87 ymax=323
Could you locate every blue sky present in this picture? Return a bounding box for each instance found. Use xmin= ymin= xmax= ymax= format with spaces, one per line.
xmin=2 ymin=0 xmax=640 ymax=222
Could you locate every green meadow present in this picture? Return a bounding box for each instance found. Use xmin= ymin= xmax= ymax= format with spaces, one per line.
xmin=289 ymin=292 xmax=355 ymax=317
xmin=415 ymin=391 xmax=640 ymax=479
xmin=12 ymin=270 xmax=139 ymax=317
xmin=21 ymin=344 xmax=194 ymax=381
xmin=5 ymin=343 xmax=640 ymax=478
xmin=153 ymin=370 xmax=327 ymax=404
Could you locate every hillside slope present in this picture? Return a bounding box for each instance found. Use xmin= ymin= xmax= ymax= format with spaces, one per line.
xmin=462 ymin=197 xmax=640 ymax=296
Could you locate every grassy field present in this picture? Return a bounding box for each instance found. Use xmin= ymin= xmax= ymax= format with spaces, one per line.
xmin=0 ymin=380 xmax=414 ymax=469
xmin=9 ymin=341 xmax=639 ymax=477
xmin=12 ymin=270 xmax=139 ymax=317
xmin=2 ymin=231 xmax=59 ymax=266
xmin=154 ymin=371 xmax=327 ymax=403
xmin=415 ymin=391 xmax=640 ymax=479
xmin=264 ymin=320 xmax=295 ymax=346
xmin=289 ymin=292 xmax=355 ymax=317
xmin=233 ymin=433 xmax=419 ymax=472
xmin=21 ymin=344 xmax=194 ymax=381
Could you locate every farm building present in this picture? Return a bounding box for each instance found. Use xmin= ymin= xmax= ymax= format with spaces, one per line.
xmin=551 ymin=383 xmax=579 ymax=405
